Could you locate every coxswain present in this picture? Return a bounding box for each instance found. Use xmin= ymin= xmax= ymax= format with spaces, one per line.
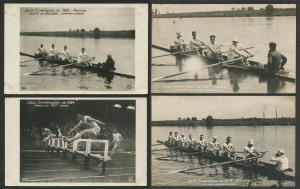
xmin=208 ymin=136 xmax=222 ymax=156
xmin=265 ymin=42 xmax=287 ymax=74
xmin=180 ymin=133 xmax=187 ymax=147
xmin=196 ymin=134 xmax=207 ymax=152
xmin=100 ymin=54 xmax=116 ymax=70
xmin=77 ymin=48 xmax=93 ymax=66
xmin=189 ymin=31 xmax=206 ymax=56
xmin=227 ymin=37 xmax=253 ymax=64
xmin=63 ymin=114 xmax=105 ymax=143
xmin=110 ymin=129 xmax=123 ymax=158
xmin=38 ymin=44 xmax=47 ymax=57
xmin=223 ymin=136 xmax=235 ymax=159
xmin=168 ymin=131 xmax=173 ymax=142
xmin=60 ymin=45 xmax=73 ymax=62
xmin=174 ymin=32 xmax=186 ymax=51
xmin=206 ymin=35 xmax=223 ymax=61
xmin=270 ymin=149 xmax=289 ymax=171
xmin=49 ymin=44 xmax=60 ymax=60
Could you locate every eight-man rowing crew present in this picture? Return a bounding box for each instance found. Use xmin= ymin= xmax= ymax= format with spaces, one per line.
xmin=41 ymin=114 xmax=123 ymax=158
xmin=167 ymin=131 xmax=289 ymax=171
xmin=174 ymin=31 xmax=287 ymax=74
xmin=38 ymin=44 xmax=116 ymax=70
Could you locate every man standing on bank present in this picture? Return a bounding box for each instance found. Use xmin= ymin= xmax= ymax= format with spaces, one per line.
xmin=266 ymin=42 xmax=287 ymax=74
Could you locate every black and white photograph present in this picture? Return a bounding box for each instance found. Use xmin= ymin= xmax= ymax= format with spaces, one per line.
xmin=151 ymin=4 xmax=296 ymax=93
xmin=4 ymin=4 xmax=148 ymax=94
xmin=152 ymin=96 xmax=295 ymax=187
xmin=5 ymin=98 xmax=147 ymax=186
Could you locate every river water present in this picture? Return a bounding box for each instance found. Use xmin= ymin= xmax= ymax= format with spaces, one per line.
xmin=20 ymin=36 xmax=135 ymax=91
xmin=152 ymin=126 xmax=295 ymax=187
xmin=152 ymin=16 xmax=296 ymax=93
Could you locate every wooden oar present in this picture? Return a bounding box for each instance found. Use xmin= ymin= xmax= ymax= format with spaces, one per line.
xmin=152 ymin=48 xmax=201 ymax=58
xmin=24 ymin=63 xmax=75 ymax=76
xmin=152 ymin=56 xmax=248 ymax=82
xmin=156 ymin=151 xmax=205 ymax=160
xmin=20 ymin=57 xmax=44 ymax=64
xmin=169 ymin=151 xmax=268 ymax=174
xmin=152 ymin=143 xmax=164 ymax=146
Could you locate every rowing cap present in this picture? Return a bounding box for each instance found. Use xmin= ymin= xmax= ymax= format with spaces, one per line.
xmin=182 ymin=133 xmax=184 ymax=136
xmin=213 ymin=136 xmax=218 ymax=139
xmin=176 ymin=32 xmax=182 ymax=37
xmin=192 ymin=31 xmax=197 ymax=35
xmin=278 ymin=149 xmax=285 ymax=154
xmin=248 ymin=139 xmax=254 ymax=145
xmin=232 ymin=37 xmax=239 ymax=42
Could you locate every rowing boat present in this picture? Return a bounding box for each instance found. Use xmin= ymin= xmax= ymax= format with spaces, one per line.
xmin=156 ymin=140 xmax=295 ymax=181
xmin=152 ymin=45 xmax=295 ymax=82
xmin=20 ymin=52 xmax=135 ymax=79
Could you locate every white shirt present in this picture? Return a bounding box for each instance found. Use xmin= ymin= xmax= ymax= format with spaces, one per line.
xmin=227 ymin=44 xmax=244 ymax=60
xmin=168 ymin=135 xmax=173 ymax=141
xmin=181 ymin=137 xmax=187 ymax=143
xmin=81 ymin=116 xmax=98 ymax=128
xmin=39 ymin=47 xmax=46 ymax=52
xmin=270 ymin=155 xmax=289 ymax=171
xmin=113 ymin=133 xmax=122 ymax=142
xmin=197 ymin=139 xmax=206 ymax=145
xmin=210 ymin=141 xmax=221 ymax=148
xmin=61 ymin=49 xmax=69 ymax=57
xmin=244 ymin=146 xmax=256 ymax=153
xmin=188 ymin=138 xmax=195 ymax=144
xmin=223 ymin=142 xmax=234 ymax=153
xmin=190 ymin=38 xmax=203 ymax=49
xmin=49 ymin=48 xmax=58 ymax=53
xmin=174 ymin=38 xmax=184 ymax=48
xmin=78 ymin=52 xmax=87 ymax=63
xmin=174 ymin=136 xmax=180 ymax=141
xmin=206 ymin=42 xmax=221 ymax=56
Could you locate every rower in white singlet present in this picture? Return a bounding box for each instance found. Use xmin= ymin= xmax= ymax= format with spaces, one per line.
xmin=64 ymin=114 xmax=105 ymax=143
xmin=196 ymin=134 xmax=207 ymax=151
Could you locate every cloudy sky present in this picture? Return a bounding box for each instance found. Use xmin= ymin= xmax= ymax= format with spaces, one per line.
xmin=20 ymin=7 xmax=135 ymax=32
xmin=152 ymin=96 xmax=295 ymax=120
xmin=152 ymin=4 xmax=296 ymax=14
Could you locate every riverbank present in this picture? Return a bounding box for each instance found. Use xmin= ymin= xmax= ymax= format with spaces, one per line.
xmin=152 ymin=8 xmax=296 ymax=18
xmin=152 ymin=117 xmax=295 ymax=126
xmin=20 ymin=30 xmax=135 ymax=39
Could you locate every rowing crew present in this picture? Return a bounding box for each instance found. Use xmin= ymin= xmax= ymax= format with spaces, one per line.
xmin=38 ymin=44 xmax=116 ymax=69
xmin=174 ymin=32 xmax=287 ymax=74
xmin=167 ymin=132 xmax=289 ymax=171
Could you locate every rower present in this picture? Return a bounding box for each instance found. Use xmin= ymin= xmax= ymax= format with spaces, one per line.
xmin=227 ymin=37 xmax=253 ymax=64
xmin=223 ymin=136 xmax=235 ymax=159
xmin=180 ymin=133 xmax=187 ymax=147
xmin=206 ymin=35 xmax=223 ymax=61
xmin=49 ymin=44 xmax=60 ymax=60
xmin=172 ymin=132 xmax=180 ymax=145
xmin=208 ymin=136 xmax=222 ymax=156
xmin=77 ymin=47 xmax=92 ymax=66
xmin=100 ymin=54 xmax=116 ymax=70
xmin=244 ymin=139 xmax=261 ymax=163
xmin=110 ymin=129 xmax=123 ymax=158
xmin=189 ymin=31 xmax=206 ymax=56
xmin=60 ymin=45 xmax=73 ymax=63
xmin=196 ymin=134 xmax=207 ymax=152
xmin=38 ymin=44 xmax=47 ymax=57
xmin=270 ymin=149 xmax=289 ymax=171
xmin=187 ymin=134 xmax=196 ymax=148
xmin=174 ymin=32 xmax=186 ymax=51
xmin=265 ymin=42 xmax=287 ymax=74
xmin=167 ymin=131 xmax=173 ymax=142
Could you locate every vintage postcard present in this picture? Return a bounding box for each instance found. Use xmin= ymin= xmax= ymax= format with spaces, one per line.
xmin=152 ymin=96 xmax=295 ymax=187
xmin=5 ymin=98 xmax=147 ymax=186
xmin=5 ymin=4 xmax=148 ymax=94
xmin=151 ymin=4 xmax=296 ymax=93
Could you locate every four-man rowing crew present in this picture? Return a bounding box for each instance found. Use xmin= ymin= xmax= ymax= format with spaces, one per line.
xmin=38 ymin=43 xmax=115 ymax=69
xmin=174 ymin=31 xmax=287 ymax=75
xmin=167 ymin=131 xmax=289 ymax=172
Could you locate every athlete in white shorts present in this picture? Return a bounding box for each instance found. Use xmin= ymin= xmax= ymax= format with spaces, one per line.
xmin=110 ymin=129 xmax=123 ymax=158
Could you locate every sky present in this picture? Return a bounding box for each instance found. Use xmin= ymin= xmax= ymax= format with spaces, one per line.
xmin=20 ymin=7 xmax=135 ymax=32
xmin=152 ymin=4 xmax=296 ymax=14
xmin=152 ymin=96 xmax=295 ymax=121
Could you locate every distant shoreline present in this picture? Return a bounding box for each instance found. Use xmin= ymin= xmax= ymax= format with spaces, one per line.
xmin=152 ymin=117 xmax=295 ymax=126
xmin=152 ymin=8 xmax=296 ymax=18
xmin=20 ymin=30 xmax=135 ymax=39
